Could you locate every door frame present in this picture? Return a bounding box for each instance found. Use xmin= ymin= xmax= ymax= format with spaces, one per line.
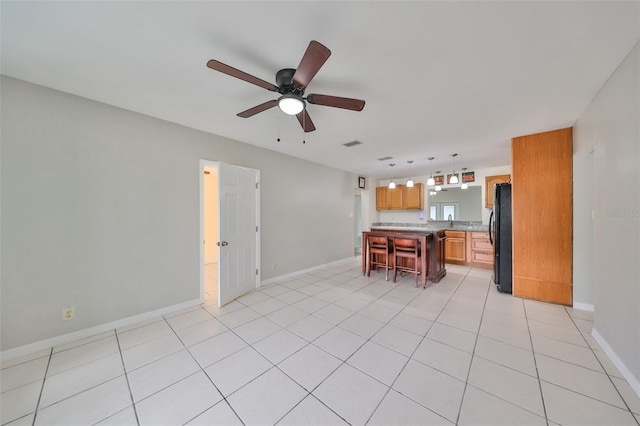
xmin=199 ymin=159 xmax=261 ymax=305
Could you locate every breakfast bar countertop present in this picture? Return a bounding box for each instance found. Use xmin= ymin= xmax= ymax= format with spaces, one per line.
xmin=371 ymin=222 xmax=489 ymax=232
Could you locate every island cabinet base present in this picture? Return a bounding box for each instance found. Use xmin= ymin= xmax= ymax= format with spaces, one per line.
xmin=362 ymin=229 xmax=446 ymax=285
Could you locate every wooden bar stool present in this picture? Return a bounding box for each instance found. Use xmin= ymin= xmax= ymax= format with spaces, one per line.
xmin=367 ymin=236 xmax=394 ymax=281
xmin=393 ymin=238 xmax=421 ymax=286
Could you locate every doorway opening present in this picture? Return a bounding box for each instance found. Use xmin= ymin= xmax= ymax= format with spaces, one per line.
xmin=202 ymin=163 xmax=219 ymax=306
xmin=354 ymin=192 xmax=362 ymax=255
xmin=200 ymin=160 xmax=261 ymax=307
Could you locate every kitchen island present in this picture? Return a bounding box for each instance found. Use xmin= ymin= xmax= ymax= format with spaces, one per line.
xmin=362 ymin=228 xmax=447 ymax=286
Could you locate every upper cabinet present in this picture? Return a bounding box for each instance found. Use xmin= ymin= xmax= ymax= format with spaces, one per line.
xmin=376 ymin=184 xmax=424 ymax=210
xmin=485 ymin=174 xmax=511 ymax=208
xmin=376 ymin=186 xmax=390 ymax=210
xmin=403 ymin=184 xmax=424 ymax=209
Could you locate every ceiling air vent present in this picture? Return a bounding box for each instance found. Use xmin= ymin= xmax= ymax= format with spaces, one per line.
xmin=377 ymin=156 xmax=393 ymax=161
xmin=343 ymin=140 xmax=362 ymax=147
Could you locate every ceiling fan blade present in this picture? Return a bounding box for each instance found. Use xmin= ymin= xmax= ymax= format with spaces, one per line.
xmin=292 ymin=41 xmax=331 ymax=89
xmin=237 ymin=100 xmax=278 ymax=118
xmin=207 ymin=60 xmax=279 ymax=92
xmin=306 ymin=94 xmax=365 ymax=111
xmin=296 ymin=110 xmax=316 ymax=133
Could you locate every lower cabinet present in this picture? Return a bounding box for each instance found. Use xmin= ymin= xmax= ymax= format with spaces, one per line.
xmin=444 ymin=230 xmax=494 ymax=269
xmin=469 ymin=232 xmax=493 ymax=269
xmin=445 ymin=231 xmax=466 ymax=264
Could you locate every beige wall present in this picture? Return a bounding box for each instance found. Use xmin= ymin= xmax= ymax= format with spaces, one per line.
xmin=1 ymin=76 xmax=357 ymax=352
xmin=574 ymin=41 xmax=639 ymax=394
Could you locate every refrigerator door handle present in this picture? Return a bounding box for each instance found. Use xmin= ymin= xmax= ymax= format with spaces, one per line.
xmin=489 ymin=210 xmax=494 ymax=246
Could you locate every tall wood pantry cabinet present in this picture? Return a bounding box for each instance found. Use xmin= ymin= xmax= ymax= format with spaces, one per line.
xmin=511 ymin=127 xmax=573 ymax=306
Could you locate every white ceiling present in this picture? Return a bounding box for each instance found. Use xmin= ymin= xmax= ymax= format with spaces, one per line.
xmin=2 ymin=1 xmax=638 ymax=179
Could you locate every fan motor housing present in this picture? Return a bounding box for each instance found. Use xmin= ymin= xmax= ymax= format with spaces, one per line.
xmin=276 ymin=68 xmax=303 ymax=95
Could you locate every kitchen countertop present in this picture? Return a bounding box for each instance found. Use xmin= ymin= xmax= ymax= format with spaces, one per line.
xmin=371 ymin=222 xmax=489 ymax=232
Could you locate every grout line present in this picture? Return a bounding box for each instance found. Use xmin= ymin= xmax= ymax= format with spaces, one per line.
xmin=454 ymin=267 xmax=491 ymax=425
xmin=114 ymin=332 xmax=140 ymax=426
xmin=523 ymin=300 xmax=550 ymax=426
xmin=166 ymin=315 xmax=246 ymax=425
xmin=563 ymin=306 xmax=640 ymax=425
xmin=30 ymin=347 xmax=53 ymax=426
xmin=364 ymin=266 xmax=476 ymax=424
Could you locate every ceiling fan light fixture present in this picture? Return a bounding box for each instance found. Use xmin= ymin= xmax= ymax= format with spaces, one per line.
xmin=278 ymin=94 xmax=305 ymax=115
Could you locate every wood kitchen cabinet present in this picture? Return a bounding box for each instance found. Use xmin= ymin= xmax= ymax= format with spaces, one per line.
xmin=376 ymin=186 xmax=390 ymax=210
xmin=445 ymin=230 xmax=466 ymax=264
xmin=444 ymin=230 xmax=494 ymax=268
xmin=512 ymin=127 xmax=572 ymax=306
xmin=403 ymin=183 xmax=424 ymax=209
xmin=389 ymin=186 xmax=404 ymax=209
xmin=485 ymin=174 xmax=511 ymax=208
xmin=469 ymin=232 xmax=494 ymax=269
xmin=376 ymin=184 xmax=424 ymax=210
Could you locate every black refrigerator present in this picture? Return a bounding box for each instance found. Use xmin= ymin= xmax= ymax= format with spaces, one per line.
xmin=489 ymin=183 xmax=512 ymax=293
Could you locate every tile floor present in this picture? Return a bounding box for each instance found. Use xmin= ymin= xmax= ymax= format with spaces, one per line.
xmin=2 ymin=260 xmax=640 ymax=425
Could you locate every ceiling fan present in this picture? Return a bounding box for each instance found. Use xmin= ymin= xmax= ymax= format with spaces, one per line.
xmin=206 ymin=40 xmax=365 ymax=133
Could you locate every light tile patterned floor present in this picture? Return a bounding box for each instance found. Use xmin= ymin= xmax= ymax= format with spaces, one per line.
xmin=2 ymin=260 xmax=640 ymax=425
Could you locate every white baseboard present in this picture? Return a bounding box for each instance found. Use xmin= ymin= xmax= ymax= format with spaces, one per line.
xmin=572 ymin=302 xmax=594 ymax=312
xmin=592 ymin=327 xmax=640 ymax=399
xmin=261 ymin=256 xmax=356 ymax=286
xmin=1 ymin=299 xmax=202 ymax=362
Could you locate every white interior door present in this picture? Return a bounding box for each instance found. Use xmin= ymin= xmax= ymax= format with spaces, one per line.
xmin=218 ymin=162 xmax=259 ymax=306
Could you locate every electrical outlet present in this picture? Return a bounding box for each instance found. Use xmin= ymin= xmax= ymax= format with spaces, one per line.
xmin=62 ymin=306 xmax=75 ymax=321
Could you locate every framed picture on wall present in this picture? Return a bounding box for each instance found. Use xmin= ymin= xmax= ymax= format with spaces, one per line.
xmin=447 ymin=173 xmax=459 ymax=184
xmin=434 ymin=175 xmax=444 ymax=185
xmin=462 ymin=171 xmax=475 ymax=182
xmin=358 ymin=176 xmax=366 ymax=189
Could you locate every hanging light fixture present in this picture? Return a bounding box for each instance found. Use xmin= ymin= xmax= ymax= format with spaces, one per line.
xmin=460 ymin=167 xmax=468 ymax=189
xmin=406 ymin=160 xmax=414 ymax=187
xmin=388 ymin=163 xmax=396 ymax=189
xmin=426 ymin=157 xmax=435 ymax=186
xmin=434 ymin=170 xmax=442 ymax=191
xmin=449 ymin=153 xmax=459 ymax=184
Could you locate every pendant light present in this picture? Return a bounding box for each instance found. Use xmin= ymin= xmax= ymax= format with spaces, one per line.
xmin=460 ymin=167 xmax=468 ymax=189
xmin=434 ymin=170 xmax=442 ymax=191
xmin=426 ymin=157 xmax=435 ymax=186
xmin=449 ymin=153 xmax=459 ymax=184
xmin=388 ymin=163 xmax=396 ymax=189
xmin=406 ymin=160 xmax=414 ymax=187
